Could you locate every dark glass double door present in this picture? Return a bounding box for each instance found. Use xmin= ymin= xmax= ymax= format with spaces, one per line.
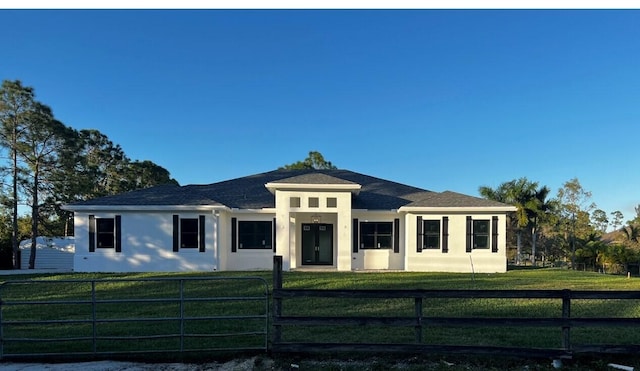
xmin=301 ymin=223 xmax=333 ymax=265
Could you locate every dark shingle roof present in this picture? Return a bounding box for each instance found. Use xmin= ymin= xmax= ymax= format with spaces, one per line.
xmin=67 ymin=169 xmax=512 ymax=210
xmin=68 ymin=184 xmax=225 ymax=207
xmin=269 ymin=173 xmax=359 ymax=185
xmin=406 ymin=191 xmax=511 ymax=208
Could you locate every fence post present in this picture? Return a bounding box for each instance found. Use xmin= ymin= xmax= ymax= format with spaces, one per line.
xmin=561 ymin=289 xmax=571 ymax=352
xmin=91 ymin=281 xmax=97 ymax=355
xmin=414 ymin=297 xmax=423 ymax=343
xmin=273 ymin=256 xmax=283 ymax=345
xmin=179 ymin=279 xmax=185 ymax=352
xmin=0 ymin=284 xmax=4 ymax=359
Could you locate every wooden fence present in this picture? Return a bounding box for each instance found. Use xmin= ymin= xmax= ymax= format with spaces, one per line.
xmin=271 ymin=256 xmax=640 ymax=359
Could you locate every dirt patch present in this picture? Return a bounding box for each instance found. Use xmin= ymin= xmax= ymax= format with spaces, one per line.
xmin=0 ymin=357 xmax=273 ymax=371
xmin=2 ymin=355 xmax=638 ymax=371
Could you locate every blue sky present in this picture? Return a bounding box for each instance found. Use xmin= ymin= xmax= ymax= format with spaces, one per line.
xmin=1 ymin=9 xmax=639 ymax=221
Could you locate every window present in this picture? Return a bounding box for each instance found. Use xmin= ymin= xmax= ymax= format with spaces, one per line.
xmin=96 ymin=218 xmax=115 ymax=248
xmin=422 ymin=220 xmax=440 ymax=249
xmin=290 ymin=197 xmax=301 ymax=208
xmin=327 ymin=197 xmax=337 ymax=208
xmin=89 ymin=215 xmax=121 ymax=252
xmin=308 ymin=197 xmax=319 ymax=208
xmin=173 ymin=215 xmax=205 ymax=252
xmin=473 ymin=220 xmax=490 ymax=249
xmin=360 ymin=222 xmax=393 ymax=249
xmin=239 ymin=221 xmax=272 ymax=249
xmin=180 ymin=218 xmax=199 ymax=248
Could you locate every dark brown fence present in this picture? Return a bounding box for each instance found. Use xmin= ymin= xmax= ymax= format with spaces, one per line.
xmin=271 ymin=256 xmax=640 ymax=359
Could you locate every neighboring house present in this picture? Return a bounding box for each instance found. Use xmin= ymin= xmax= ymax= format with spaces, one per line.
xmin=19 ymin=237 xmax=75 ymax=271
xmin=63 ymin=169 xmax=516 ymax=273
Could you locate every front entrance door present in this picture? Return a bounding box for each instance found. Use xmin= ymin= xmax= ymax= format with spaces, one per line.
xmin=301 ymin=223 xmax=333 ymax=265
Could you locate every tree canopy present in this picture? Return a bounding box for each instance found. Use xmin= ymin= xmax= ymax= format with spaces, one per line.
xmin=280 ymin=151 xmax=337 ymax=170
xmin=479 ymin=178 xmax=554 ymax=266
xmin=478 ymin=176 xmax=638 ymax=272
xmin=0 ymin=79 xmax=177 ymax=268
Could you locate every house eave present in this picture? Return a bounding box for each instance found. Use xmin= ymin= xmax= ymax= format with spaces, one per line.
xmin=352 ymin=209 xmax=400 ymax=213
xmin=265 ymin=182 xmax=361 ymax=195
xmin=398 ymin=206 xmax=517 ymax=213
xmin=229 ymin=208 xmax=277 ymax=214
xmin=61 ymin=205 xmax=231 ymax=212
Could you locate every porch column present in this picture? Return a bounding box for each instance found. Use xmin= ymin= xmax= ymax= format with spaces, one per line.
xmin=274 ymin=191 xmax=291 ymax=271
xmin=336 ymin=198 xmax=352 ymax=271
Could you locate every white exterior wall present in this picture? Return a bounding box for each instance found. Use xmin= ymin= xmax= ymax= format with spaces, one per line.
xmin=73 ymin=211 xmax=216 ymax=272
xmin=351 ymin=211 xmax=404 ymax=270
xmin=220 ymin=211 xmax=276 ymax=271
xmin=404 ymin=212 xmax=508 ymax=273
xmin=69 ymin=202 xmax=510 ymax=273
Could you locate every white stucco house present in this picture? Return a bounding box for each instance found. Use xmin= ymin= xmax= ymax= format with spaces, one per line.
xmin=63 ymin=169 xmax=516 ymax=273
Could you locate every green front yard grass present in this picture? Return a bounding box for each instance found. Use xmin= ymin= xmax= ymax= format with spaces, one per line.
xmin=0 ymin=267 xmax=638 ymax=364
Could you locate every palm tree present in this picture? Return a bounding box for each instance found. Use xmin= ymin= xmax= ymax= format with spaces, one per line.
xmin=575 ymin=232 xmax=606 ymax=271
xmin=620 ymin=224 xmax=640 ymax=249
xmin=509 ymin=180 xmax=539 ymax=265
xmin=528 ymin=186 xmax=555 ymax=267
xmin=479 ymin=179 xmax=556 ymax=266
xmin=480 ymin=178 xmax=537 ymax=265
xmin=607 ymin=224 xmax=640 ymax=274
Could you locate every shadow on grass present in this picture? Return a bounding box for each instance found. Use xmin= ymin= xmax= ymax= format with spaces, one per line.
xmin=507 ymin=265 xmax=557 ymax=271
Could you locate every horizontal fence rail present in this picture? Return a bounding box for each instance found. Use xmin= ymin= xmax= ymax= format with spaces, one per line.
xmin=271 ymin=256 xmax=640 ymax=359
xmin=0 ymin=276 xmax=269 ymax=360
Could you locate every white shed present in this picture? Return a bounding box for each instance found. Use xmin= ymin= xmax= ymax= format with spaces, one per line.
xmin=19 ymin=237 xmax=74 ymax=271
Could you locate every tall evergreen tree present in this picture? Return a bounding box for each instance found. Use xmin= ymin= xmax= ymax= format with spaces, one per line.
xmin=610 ymin=210 xmax=625 ymax=232
xmin=17 ymin=102 xmax=70 ymax=269
xmin=591 ymin=209 xmax=609 ymax=234
xmin=0 ymin=80 xmax=36 ymax=268
xmin=556 ymin=178 xmax=596 ymax=269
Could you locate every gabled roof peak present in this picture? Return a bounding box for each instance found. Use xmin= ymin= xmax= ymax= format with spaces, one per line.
xmin=265 ymin=171 xmax=361 ymax=194
xmin=270 ymin=172 xmax=359 ymax=185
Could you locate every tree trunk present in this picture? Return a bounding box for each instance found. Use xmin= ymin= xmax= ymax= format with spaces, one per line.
xmin=516 ymin=231 xmax=522 ymax=265
xmin=571 ymin=235 xmax=576 ymax=270
xmin=531 ymin=227 xmax=537 ymax=267
xmin=11 ymin=131 xmax=19 ymax=269
xmin=28 ymin=166 xmax=38 ymax=269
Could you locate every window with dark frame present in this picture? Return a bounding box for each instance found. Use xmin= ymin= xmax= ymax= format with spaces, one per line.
xmin=173 ymin=215 xmax=205 ymax=252
xmin=360 ymin=222 xmax=393 ymax=249
xmin=180 ymin=218 xmax=199 ymax=248
xmin=422 ymin=220 xmax=441 ymax=249
xmin=473 ymin=220 xmax=490 ymax=249
xmin=96 ymin=218 xmax=115 ymax=248
xmin=238 ymin=221 xmax=273 ymax=249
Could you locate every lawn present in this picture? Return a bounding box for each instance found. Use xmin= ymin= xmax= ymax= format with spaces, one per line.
xmin=273 ymin=268 xmax=640 ymax=351
xmin=0 ymin=267 xmax=639 ymax=369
